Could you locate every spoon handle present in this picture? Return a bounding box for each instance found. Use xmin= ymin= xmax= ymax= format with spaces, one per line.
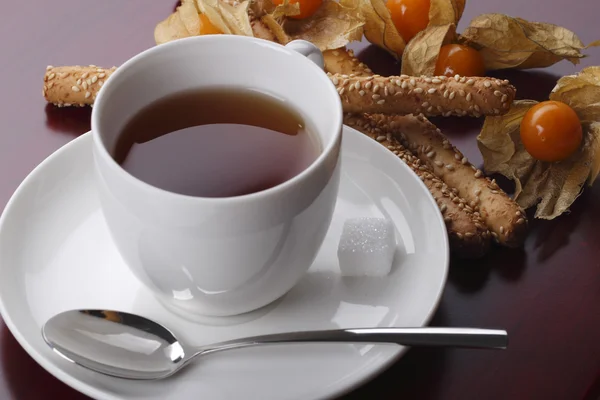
xmin=198 ymin=327 xmax=507 ymax=356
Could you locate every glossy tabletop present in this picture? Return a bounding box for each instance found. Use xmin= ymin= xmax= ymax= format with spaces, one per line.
xmin=1 ymin=1 xmax=599 ymax=399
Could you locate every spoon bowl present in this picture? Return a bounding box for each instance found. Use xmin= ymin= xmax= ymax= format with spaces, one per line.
xmin=42 ymin=309 xmax=508 ymax=380
xmin=42 ymin=310 xmax=186 ymax=380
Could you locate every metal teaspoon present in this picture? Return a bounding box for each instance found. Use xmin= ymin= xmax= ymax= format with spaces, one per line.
xmin=42 ymin=309 xmax=508 ymax=380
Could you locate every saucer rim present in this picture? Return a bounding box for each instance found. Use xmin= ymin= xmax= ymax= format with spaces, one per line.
xmin=0 ymin=126 xmax=449 ymax=400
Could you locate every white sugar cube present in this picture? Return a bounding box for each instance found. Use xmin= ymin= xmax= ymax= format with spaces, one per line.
xmin=337 ymin=217 xmax=396 ymax=277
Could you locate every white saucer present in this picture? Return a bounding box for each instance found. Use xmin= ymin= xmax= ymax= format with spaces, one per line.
xmin=0 ymin=126 xmax=448 ymax=400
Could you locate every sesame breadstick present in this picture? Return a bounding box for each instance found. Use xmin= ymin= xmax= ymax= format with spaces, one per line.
xmin=372 ymin=113 xmax=528 ymax=247
xmin=328 ymin=74 xmax=516 ymax=117
xmin=328 ymin=47 xmax=527 ymax=247
xmin=329 ymin=47 xmax=491 ymax=256
xmin=43 ymin=65 xmax=116 ymax=107
xmin=344 ymin=114 xmax=491 ymax=258
xmin=323 ymin=48 xmax=373 ymax=77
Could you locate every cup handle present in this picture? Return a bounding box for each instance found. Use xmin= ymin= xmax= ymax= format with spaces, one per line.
xmin=285 ymin=40 xmax=324 ymax=70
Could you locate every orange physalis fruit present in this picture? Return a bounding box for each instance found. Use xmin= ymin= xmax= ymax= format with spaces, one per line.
xmin=434 ymin=44 xmax=485 ymax=77
xmin=386 ymin=0 xmax=431 ymax=43
xmin=520 ymin=101 xmax=583 ymax=162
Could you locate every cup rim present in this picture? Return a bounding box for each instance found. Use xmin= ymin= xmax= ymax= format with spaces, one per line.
xmin=91 ymin=35 xmax=343 ymax=204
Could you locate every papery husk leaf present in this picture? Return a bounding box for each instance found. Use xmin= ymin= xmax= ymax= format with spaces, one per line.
xmin=550 ymin=66 xmax=600 ymax=123
xmin=477 ymin=100 xmax=600 ymax=219
xmin=249 ymin=0 xmax=276 ymax=17
xmin=477 ymin=100 xmax=537 ymax=183
xmin=461 ymin=14 xmax=590 ymax=70
xmin=453 ymin=0 xmax=466 ymax=21
xmin=280 ymin=0 xmax=365 ymax=51
xmin=261 ymin=14 xmax=291 ymax=43
xmin=587 ymin=40 xmax=600 ymax=48
xmin=154 ymin=0 xmax=254 ymax=44
xmin=428 ymin=0 xmax=464 ymax=26
xmin=586 ymin=122 xmax=600 ymax=184
xmin=550 ymin=67 xmax=600 ymax=184
xmin=271 ymin=0 xmax=301 ymax=18
xmin=195 ymin=0 xmax=253 ymax=36
xmin=154 ymin=1 xmax=201 ymax=45
xmin=358 ymin=0 xmax=405 ymax=59
xmin=401 ymin=23 xmax=456 ymax=76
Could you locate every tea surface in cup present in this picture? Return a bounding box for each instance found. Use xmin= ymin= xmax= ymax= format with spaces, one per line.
xmin=113 ymin=86 xmax=321 ymax=197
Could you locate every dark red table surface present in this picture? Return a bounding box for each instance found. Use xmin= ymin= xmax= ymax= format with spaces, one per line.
xmin=1 ymin=1 xmax=600 ymax=399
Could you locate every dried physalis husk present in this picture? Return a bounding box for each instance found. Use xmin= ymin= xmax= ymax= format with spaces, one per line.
xmin=270 ymin=0 xmax=300 ymax=18
xmin=154 ymin=0 xmax=253 ymax=45
xmin=248 ymin=0 xmax=276 ymax=17
xmin=358 ymin=0 xmax=463 ymax=59
xmin=252 ymin=0 xmax=290 ymax=43
xmin=401 ymin=23 xmax=456 ymax=76
xmin=273 ymin=0 xmax=365 ymax=51
xmin=154 ymin=0 xmax=202 ymax=45
xmin=550 ymin=66 xmax=600 ymax=123
xmin=428 ymin=0 xmax=465 ymax=26
xmin=195 ymin=0 xmax=253 ymax=35
xmin=477 ymin=68 xmax=600 ymax=219
xmin=261 ymin=14 xmax=291 ymax=44
xmin=357 ymin=0 xmax=405 ymax=59
xmin=550 ymin=66 xmax=600 ymax=182
xmin=461 ymin=14 xmax=599 ymax=70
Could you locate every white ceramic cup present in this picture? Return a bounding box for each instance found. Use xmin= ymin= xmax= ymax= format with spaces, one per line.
xmin=91 ymin=36 xmax=343 ymax=317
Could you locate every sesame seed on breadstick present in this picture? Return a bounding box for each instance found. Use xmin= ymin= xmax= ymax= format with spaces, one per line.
xmin=375 ymin=113 xmax=528 ymax=247
xmin=324 ymin=48 xmax=373 ymax=77
xmin=344 ymin=113 xmax=491 ymax=258
xmin=328 ymin=73 xmax=516 ymax=118
xmin=43 ymin=65 xmax=116 ymax=107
